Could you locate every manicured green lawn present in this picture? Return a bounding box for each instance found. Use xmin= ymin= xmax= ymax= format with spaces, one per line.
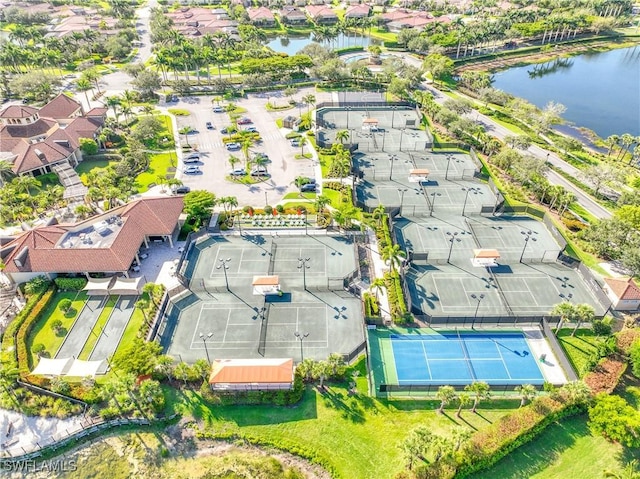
xmin=164 ymin=378 xmax=517 ymax=479
xmin=283 ymin=192 xmax=316 ymax=200
xmin=557 ymin=328 xmax=605 ymax=377
xmin=467 ymin=415 xmax=640 ymax=479
xmin=135 ymin=152 xmax=177 ymax=192
xmin=322 ymin=188 xmax=342 ymax=209
xmin=75 ymin=159 xmax=117 ymax=176
xmin=77 ymin=296 xmax=117 ymax=360
xmin=28 ymin=291 xmax=88 ymax=362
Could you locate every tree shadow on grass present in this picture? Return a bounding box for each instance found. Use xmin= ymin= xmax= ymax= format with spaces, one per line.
xmin=320 ymin=387 xmax=366 ymax=424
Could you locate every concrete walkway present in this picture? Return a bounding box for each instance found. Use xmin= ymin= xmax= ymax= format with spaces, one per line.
xmin=56 ymin=296 xmax=105 ymax=359
xmin=365 ymin=228 xmax=393 ymax=324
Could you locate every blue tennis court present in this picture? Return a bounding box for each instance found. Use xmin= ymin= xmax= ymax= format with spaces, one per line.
xmin=391 ymin=332 xmax=544 ymax=385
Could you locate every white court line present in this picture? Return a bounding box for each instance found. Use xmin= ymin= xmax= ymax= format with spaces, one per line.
xmin=421 ymin=342 xmax=433 ymax=380
xmin=493 ymin=341 xmax=513 ymax=380
xmin=190 ymin=305 xmax=208 ymax=349
xmin=222 ymin=309 xmax=231 ymax=342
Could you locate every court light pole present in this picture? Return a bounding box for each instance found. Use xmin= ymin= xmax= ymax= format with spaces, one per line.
xmin=294 ymin=331 xmax=309 ymax=362
xmin=217 ymin=258 xmax=231 ymax=291
xmin=471 ymin=293 xmax=485 ymax=327
xmin=298 ymin=257 xmax=311 ymax=290
xmin=444 ymin=154 xmax=453 ymax=180
xmin=446 ymin=231 xmax=460 ymax=264
xmin=519 ymin=230 xmax=537 ymax=263
xmin=264 ymin=191 xmax=268 ymax=207
xmin=199 ymin=332 xmax=213 ymax=364
xmin=399 ymin=128 xmax=405 ymax=152
xmin=388 ymin=154 xmax=397 ymax=180
xmin=397 ymin=188 xmax=408 ymax=217
xmin=429 ymin=192 xmax=441 ymax=217
xmin=461 ymin=187 xmax=479 ymax=217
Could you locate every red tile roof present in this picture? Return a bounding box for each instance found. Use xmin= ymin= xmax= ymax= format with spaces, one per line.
xmin=209 ymin=358 xmax=294 ymax=385
xmin=2 ymin=197 xmax=184 ymax=275
xmin=0 ymin=105 xmax=38 ymax=119
xmin=38 ymin=94 xmax=82 ymax=120
xmin=248 ymin=6 xmax=275 ymax=21
xmin=604 ymin=277 xmax=640 ymax=301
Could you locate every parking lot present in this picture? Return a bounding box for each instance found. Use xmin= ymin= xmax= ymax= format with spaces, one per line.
xmin=171 ymin=89 xmax=332 ymax=205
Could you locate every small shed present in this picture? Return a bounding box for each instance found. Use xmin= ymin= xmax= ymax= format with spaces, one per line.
xmin=472 ymin=249 xmax=500 ymax=267
xmin=408 ymin=168 xmax=429 ymax=183
xmin=603 ymin=277 xmax=640 ymax=311
xmin=252 ymin=275 xmax=281 ymax=295
xmin=209 ymin=358 xmax=294 ymax=391
xmin=362 ymin=118 xmax=379 ymax=131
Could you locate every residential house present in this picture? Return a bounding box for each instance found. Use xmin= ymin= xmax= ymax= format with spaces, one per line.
xmin=0 ymin=94 xmax=103 ymax=177
xmin=209 ymin=358 xmax=295 ymax=391
xmin=345 ymin=4 xmax=371 ymax=19
xmin=279 ymin=6 xmax=308 ymax=25
xmin=247 ymin=6 xmax=276 ymax=26
xmin=306 ymin=5 xmax=338 ymax=24
xmin=0 ymin=197 xmax=185 ymax=287
xmin=603 ymin=277 xmax=640 ymax=311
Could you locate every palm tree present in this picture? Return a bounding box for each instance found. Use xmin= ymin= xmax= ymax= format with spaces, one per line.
xmin=551 ymin=301 xmax=576 ymax=333
xmin=465 ymin=381 xmax=491 ymax=413
xmin=312 ymin=360 xmax=331 ymax=389
xmin=573 ymin=303 xmax=595 ymax=336
xmin=456 ymin=393 xmax=471 ymax=417
xmin=451 ymin=426 xmax=471 ymax=452
xmin=135 ymin=297 xmax=150 ymax=324
xmin=370 ymin=277 xmax=386 ymax=302
xmin=515 ymin=384 xmax=538 ymax=407
xmin=76 ymin=78 xmax=93 ymax=110
xmin=336 ymin=129 xmax=350 ymax=145
xmin=105 ymin=96 xmax=121 ymax=126
xmin=178 ymin=127 xmax=193 ymax=147
xmin=436 ymin=385 xmax=456 ymax=414
xmin=302 ymin=93 xmax=316 ymax=114
xmin=314 ymin=195 xmax=330 ymax=214
xmin=381 ymin=244 xmax=406 ymax=273
xmin=618 ymin=133 xmax=635 ymax=160
xmin=605 ymin=135 xmax=619 ymax=157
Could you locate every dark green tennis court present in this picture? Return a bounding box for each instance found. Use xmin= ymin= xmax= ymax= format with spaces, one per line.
xmin=158 ymin=233 xmax=365 ymax=363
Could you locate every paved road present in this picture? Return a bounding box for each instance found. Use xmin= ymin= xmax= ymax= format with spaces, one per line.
xmin=392 ymin=52 xmax=612 ymax=219
xmin=55 ymin=296 xmax=104 ymax=359
xmin=97 ymin=0 xmax=155 ymax=95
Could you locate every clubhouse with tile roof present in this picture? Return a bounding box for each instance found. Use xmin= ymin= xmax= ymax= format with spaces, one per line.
xmin=0 ymin=197 xmax=184 ymax=286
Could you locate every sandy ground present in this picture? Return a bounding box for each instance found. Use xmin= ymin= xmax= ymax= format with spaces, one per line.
xmin=0 ymin=409 xmax=84 ymax=457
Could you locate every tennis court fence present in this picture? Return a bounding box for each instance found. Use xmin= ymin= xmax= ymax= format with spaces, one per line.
xmin=257 ymin=300 xmax=270 ymax=356
xmin=542 ymin=318 xmax=578 ymax=381
xmin=379 ymin=383 xmax=547 ymax=394
xmin=411 ymin=315 xmax=559 ymax=328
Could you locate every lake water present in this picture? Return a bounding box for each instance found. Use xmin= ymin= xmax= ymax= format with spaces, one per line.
xmin=266 ymin=32 xmax=375 ymax=56
xmin=491 ymin=46 xmax=640 ymax=138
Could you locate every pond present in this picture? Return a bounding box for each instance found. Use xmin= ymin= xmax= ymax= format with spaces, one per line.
xmin=266 ymin=32 xmax=377 ymax=56
xmin=491 ymin=45 xmax=640 ymax=138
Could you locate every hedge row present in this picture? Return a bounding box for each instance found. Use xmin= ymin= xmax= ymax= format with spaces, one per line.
xmin=54 ymin=277 xmax=88 ymax=291
xmin=384 ymin=271 xmax=408 ymax=323
xmin=0 ymin=285 xmax=53 ymax=372
xmin=17 ymin=287 xmax=57 ymax=378
xmin=363 ymin=292 xmax=380 ymax=317
xmin=411 ymin=392 xmax=587 ymax=479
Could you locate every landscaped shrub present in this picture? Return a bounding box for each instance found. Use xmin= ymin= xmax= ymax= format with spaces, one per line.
xmin=23 ymin=276 xmax=50 ymax=296
xmin=363 ymin=292 xmax=380 ymax=317
xmin=1 ymin=283 xmax=53 ymax=372
xmin=264 ymin=205 xmax=273 ymax=214
xmin=384 ymin=271 xmax=409 ymax=323
xmin=17 ymin=286 xmax=57 ymax=376
xmin=592 ymin=319 xmax=612 ymax=337
xmin=583 ymin=357 xmax=627 ymax=395
xmin=54 ymin=277 xmax=88 ymax=291
xmin=58 ymin=299 xmax=72 ymax=313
